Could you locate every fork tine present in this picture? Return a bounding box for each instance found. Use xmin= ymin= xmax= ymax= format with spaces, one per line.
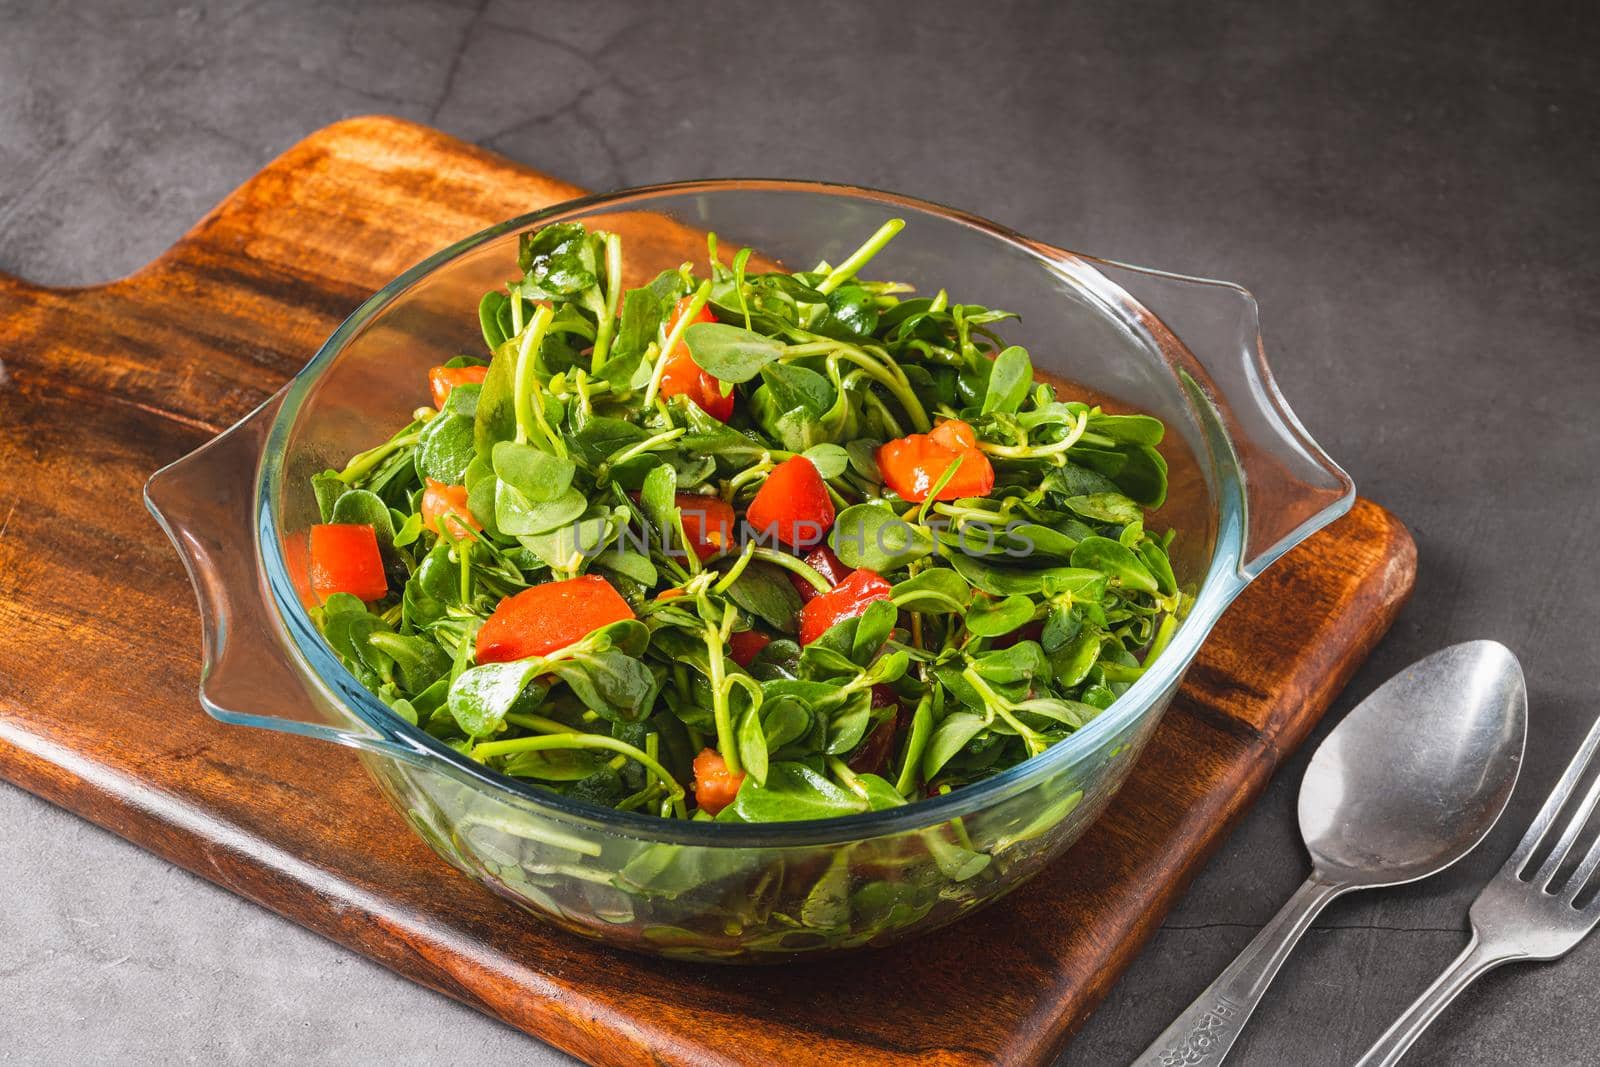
xmin=1531 ymin=764 xmax=1600 ymax=889
xmin=1508 ymin=714 xmax=1600 ymax=873
xmin=1561 ymin=821 xmax=1600 ymax=905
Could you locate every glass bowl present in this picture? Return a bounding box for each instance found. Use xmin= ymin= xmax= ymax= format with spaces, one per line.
xmin=146 ymin=180 xmax=1352 ymax=961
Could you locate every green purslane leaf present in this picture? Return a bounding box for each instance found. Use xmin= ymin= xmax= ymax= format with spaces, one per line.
xmin=981 ymin=346 xmax=1033 ymax=415
xmin=922 ymin=712 xmax=987 ymax=781
xmin=1064 ymin=492 xmax=1143 ymax=526
xmin=1070 ymin=536 xmax=1160 ymax=595
xmin=889 ymin=568 xmax=972 ymax=614
xmin=546 ymin=647 xmax=655 ymax=723
xmin=683 ymin=322 xmax=786 ymax=382
xmin=800 ymin=442 xmax=850 ymax=479
xmin=448 ymin=660 xmax=541 ymax=739
xmin=416 ymin=403 xmax=478 ymax=484
xmin=831 ymin=502 xmax=935 ymax=571
xmin=738 ymin=707 xmax=770 ymax=787
xmin=725 ymin=562 xmax=804 ymax=634
xmin=730 ymin=762 xmax=869 ymax=822
xmin=965 ymin=594 xmax=1036 ymax=637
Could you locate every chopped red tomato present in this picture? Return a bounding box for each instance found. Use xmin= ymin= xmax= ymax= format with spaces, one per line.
xmin=309 ymin=524 xmax=388 ymax=602
xmin=848 ymin=688 xmax=905 ymax=774
xmin=674 ymin=492 xmax=736 ymax=560
xmin=420 ymin=479 xmax=480 ymax=540
xmin=693 ymin=747 xmax=745 ymax=816
xmin=928 ymin=419 xmax=977 ymax=451
xmin=746 ymin=456 xmax=835 ymax=548
xmin=727 ymin=629 xmax=772 ymax=667
xmin=799 ymin=568 xmax=893 ymax=645
xmin=628 ymin=490 xmax=735 ymax=560
xmin=876 ymin=418 xmax=995 ymax=503
xmin=658 ymin=297 xmax=735 ymax=421
xmin=788 ymin=545 xmax=849 ymax=604
xmin=475 ymin=574 xmax=634 ymax=664
xmin=428 ymin=365 xmax=489 ymax=410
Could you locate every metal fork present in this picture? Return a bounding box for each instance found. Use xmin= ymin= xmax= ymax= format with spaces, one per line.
xmin=1356 ymin=714 xmax=1600 ymax=1066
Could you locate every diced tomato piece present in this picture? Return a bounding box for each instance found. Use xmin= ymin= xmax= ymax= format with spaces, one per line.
xmin=799 ymin=568 xmax=893 ymax=645
xmin=788 ymin=545 xmax=848 ymax=604
xmin=309 ymin=524 xmax=388 ymax=602
xmin=876 ymin=419 xmax=995 ymax=503
xmin=675 ymin=492 xmax=736 ymax=560
xmin=746 ymin=456 xmax=835 ymax=548
xmin=693 ymin=747 xmax=745 ymax=816
xmin=428 ymin=365 xmax=489 ymax=410
xmin=848 ymin=696 xmax=906 ymax=777
xmin=848 ymin=716 xmax=899 ymax=775
xmin=475 ymin=575 xmax=634 ymax=664
xmin=928 ymin=419 xmax=978 ymax=451
xmin=659 ymin=297 xmax=735 ymax=421
xmin=659 ymin=354 xmax=735 ymax=422
xmin=669 ymin=295 xmax=717 ymax=335
xmin=727 ymin=629 xmax=772 ymax=667
xmin=628 ymin=491 xmax=736 ymax=560
xmin=421 ymin=479 xmax=480 ymax=540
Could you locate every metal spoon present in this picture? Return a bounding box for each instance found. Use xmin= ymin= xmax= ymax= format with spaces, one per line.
xmin=1131 ymin=640 xmax=1527 ymax=1067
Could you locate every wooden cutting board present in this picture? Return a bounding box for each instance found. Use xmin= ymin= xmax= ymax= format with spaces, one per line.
xmin=0 ymin=117 xmax=1415 ymax=1066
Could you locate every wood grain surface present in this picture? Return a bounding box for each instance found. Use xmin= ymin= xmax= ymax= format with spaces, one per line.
xmin=0 ymin=116 xmax=1416 ymax=1066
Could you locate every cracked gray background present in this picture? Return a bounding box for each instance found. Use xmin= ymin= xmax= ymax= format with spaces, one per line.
xmin=3 ymin=0 xmax=1598 ymax=1064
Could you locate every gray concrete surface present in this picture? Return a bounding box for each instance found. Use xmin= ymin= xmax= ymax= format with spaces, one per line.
xmin=2 ymin=1 xmax=1597 ymax=1063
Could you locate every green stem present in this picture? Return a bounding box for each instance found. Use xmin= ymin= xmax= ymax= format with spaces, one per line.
xmin=474 ymin=729 xmax=686 ymax=817
xmin=643 ymin=279 xmax=712 ymax=409
xmin=711 ymin=541 xmax=757 ymax=594
xmin=792 ymin=342 xmax=929 ymax=432
xmin=722 ymin=456 xmax=775 ymax=501
xmin=979 ymin=409 xmax=1088 ymax=460
xmin=961 ymin=666 xmax=1048 ymax=756
xmin=457 ymin=539 xmax=472 ymax=604
xmin=704 ymin=622 xmax=741 ymax=775
xmin=1145 ymin=611 xmax=1179 ymax=662
xmin=513 ymin=305 xmax=558 ymax=452
xmin=827 ymin=757 xmax=869 ymax=800
xmin=336 ymin=431 xmax=420 ymax=485
xmin=603 ymin=426 xmax=685 ymax=472
xmin=749 ymin=546 xmax=831 ymax=593
xmin=857 ymin=384 xmax=906 ymax=440
xmin=816 ymin=218 xmax=905 ymax=295
xmin=589 ymin=232 xmax=622 ymax=372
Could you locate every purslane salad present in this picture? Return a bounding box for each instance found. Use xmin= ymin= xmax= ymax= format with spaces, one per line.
xmin=307 ymin=219 xmax=1188 ymax=824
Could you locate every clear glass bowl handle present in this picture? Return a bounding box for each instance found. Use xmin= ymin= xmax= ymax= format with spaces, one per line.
xmin=1031 ymin=243 xmax=1355 ymax=580
xmin=145 ymin=391 xmax=433 ymax=768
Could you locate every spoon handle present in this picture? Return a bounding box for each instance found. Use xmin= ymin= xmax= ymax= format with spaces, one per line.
xmin=1131 ymin=873 xmax=1347 ymax=1067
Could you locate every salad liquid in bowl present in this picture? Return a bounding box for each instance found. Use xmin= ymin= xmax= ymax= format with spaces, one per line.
xmin=153 ymin=181 xmax=1350 ymax=960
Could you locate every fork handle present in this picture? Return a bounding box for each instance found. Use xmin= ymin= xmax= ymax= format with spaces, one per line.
xmin=1132 ymin=873 xmax=1348 ymax=1066
xmin=1354 ymin=931 xmax=1525 ymax=1067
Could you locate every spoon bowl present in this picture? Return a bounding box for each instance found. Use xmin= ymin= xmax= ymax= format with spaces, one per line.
xmin=1300 ymin=639 xmax=1527 ymax=886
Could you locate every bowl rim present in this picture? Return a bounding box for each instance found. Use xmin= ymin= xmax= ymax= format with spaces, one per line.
xmin=258 ymin=177 xmax=1259 ymax=848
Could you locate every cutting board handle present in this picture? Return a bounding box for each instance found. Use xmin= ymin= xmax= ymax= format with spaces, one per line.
xmin=144 ymin=390 xmax=436 ymax=770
